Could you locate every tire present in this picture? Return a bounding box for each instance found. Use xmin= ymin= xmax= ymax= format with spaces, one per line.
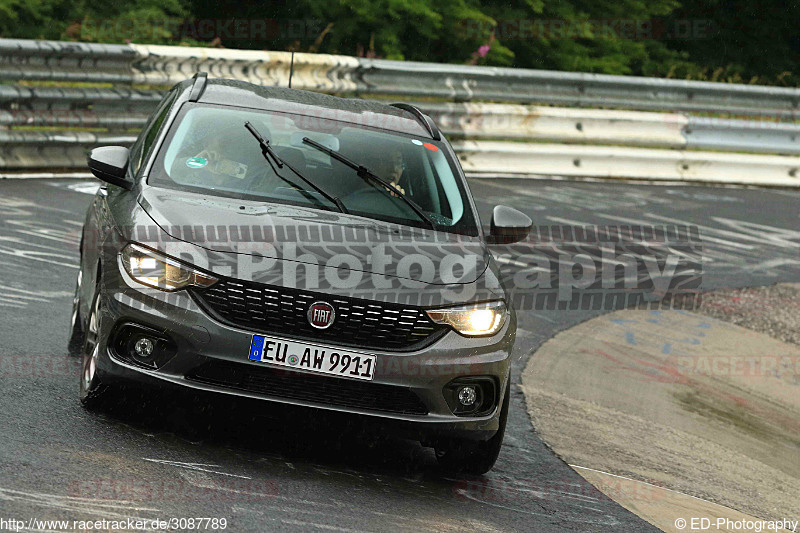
xmin=67 ymin=269 xmax=84 ymax=357
xmin=79 ymin=284 xmax=118 ymax=410
xmin=435 ymin=379 xmax=511 ymax=475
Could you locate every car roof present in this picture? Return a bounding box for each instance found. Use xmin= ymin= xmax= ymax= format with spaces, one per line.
xmin=182 ymin=77 xmax=433 ymax=138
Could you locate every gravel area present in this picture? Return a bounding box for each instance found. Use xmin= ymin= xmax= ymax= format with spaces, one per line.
xmin=697 ymin=283 xmax=800 ymax=347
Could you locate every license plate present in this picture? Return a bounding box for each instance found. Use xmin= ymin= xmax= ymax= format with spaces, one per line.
xmin=248 ymin=335 xmax=376 ymax=381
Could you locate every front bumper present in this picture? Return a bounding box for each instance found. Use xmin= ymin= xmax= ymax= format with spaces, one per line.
xmin=94 ymin=260 xmax=515 ymax=442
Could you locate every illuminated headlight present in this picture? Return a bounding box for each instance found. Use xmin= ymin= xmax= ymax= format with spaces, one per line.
xmin=426 ymin=301 xmax=508 ymax=337
xmin=120 ymin=243 xmax=217 ymax=292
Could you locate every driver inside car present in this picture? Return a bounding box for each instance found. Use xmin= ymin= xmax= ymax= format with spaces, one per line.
xmin=372 ymin=149 xmax=407 ymax=197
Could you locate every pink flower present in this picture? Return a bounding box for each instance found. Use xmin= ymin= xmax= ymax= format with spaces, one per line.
xmin=477 ymin=44 xmax=491 ymax=57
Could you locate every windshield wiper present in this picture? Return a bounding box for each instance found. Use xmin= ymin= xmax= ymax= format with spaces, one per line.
xmin=244 ymin=122 xmax=348 ymax=213
xmin=301 ymin=137 xmax=436 ymax=230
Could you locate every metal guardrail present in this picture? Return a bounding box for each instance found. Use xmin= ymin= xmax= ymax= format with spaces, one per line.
xmin=684 ymin=117 xmax=800 ymax=154
xmin=129 ymin=43 xmax=360 ymax=91
xmin=357 ymin=59 xmax=800 ymax=119
xmin=1 ymin=38 xmax=799 ymax=185
xmin=3 ymin=38 xmax=800 ymax=117
xmin=0 ymin=84 xmax=158 ymax=134
xmin=0 ymin=39 xmax=137 ymax=83
xmin=455 ymin=141 xmax=800 ymax=187
xmin=422 ymin=103 xmax=689 ymax=147
xmin=0 ymin=131 xmax=136 ymax=170
xmin=423 ymin=103 xmax=800 ymax=155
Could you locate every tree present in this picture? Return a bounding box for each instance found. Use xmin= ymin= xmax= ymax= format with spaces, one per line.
xmin=0 ymin=0 xmax=797 ymax=86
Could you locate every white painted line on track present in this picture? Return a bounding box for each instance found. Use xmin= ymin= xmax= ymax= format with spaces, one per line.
xmin=143 ymin=458 xmax=252 ymax=479
xmin=571 ymin=465 xmax=745 ymax=511
xmin=1 ymin=173 xmax=93 ymax=179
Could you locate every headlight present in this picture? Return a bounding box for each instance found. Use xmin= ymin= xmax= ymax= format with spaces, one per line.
xmin=120 ymin=243 xmax=217 ymax=292
xmin=426 ymin=301 xmax=508 ymax=337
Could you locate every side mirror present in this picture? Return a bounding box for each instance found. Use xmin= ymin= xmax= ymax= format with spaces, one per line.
xmin=88 ymin=146 xmax=132 ymax=190
xmin=488 ymin=205 xmax=532 ymax=244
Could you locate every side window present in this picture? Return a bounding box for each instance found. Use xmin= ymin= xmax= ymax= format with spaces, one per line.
xmin=130 ymin=90 xmax=177 ymax=177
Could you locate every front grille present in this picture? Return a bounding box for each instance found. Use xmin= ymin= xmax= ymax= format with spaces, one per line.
xmin=191 ymin=279 xmax=447 ymax=351
xmin=186 ymin=360 xmax=429 ymax=415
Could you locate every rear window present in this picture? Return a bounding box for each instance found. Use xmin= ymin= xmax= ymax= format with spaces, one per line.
xmin=148 ymin=103 xmax=478 ymax=235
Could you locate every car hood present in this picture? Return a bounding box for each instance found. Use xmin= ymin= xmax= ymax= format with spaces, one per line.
xmin=138 ymin=187 xmax=490 ymax=286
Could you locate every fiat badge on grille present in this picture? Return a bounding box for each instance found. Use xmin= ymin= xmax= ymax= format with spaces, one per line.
xmin=307 ymin=301 xmax=336 ymax=329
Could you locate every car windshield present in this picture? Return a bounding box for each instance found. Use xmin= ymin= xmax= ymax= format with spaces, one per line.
xmin=149 ymin=103 xmax=478 ymax=235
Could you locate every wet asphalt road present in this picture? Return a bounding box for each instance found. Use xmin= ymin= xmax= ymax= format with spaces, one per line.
xmin=0 ymin=178 xmax=798 ymax=532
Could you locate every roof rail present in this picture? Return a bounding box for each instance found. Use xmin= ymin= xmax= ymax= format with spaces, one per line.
xmin=390 ymin=103 xmax=441 ymax=141
xmin=188 ymin=72 xmax=208 ymax=102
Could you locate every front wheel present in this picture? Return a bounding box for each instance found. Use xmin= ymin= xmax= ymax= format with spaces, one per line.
xmin=435 ymin=379 xmax=511 ymax=475
xmin=79 ymin=287 xmax=118 ymax=410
